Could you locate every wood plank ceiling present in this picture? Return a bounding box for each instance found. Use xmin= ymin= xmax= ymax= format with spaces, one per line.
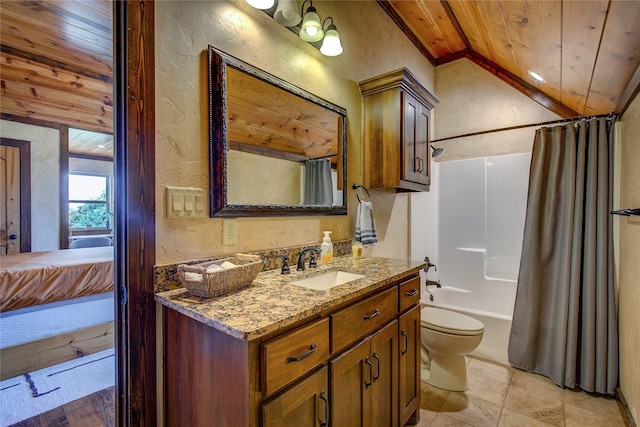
xmin=2 ymin=0 xmax=640 ymax=150
xmin=0 ymin=0 xmax=113 ymax=157
xmin=379 ymin=0 xmax=640 ymax=118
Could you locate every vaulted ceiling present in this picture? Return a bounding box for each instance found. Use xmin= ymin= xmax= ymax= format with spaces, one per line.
xmin=379 ymin=0 xmax=640 ymax=118
xmin=1 ymin=0 xmax=640 ymax=152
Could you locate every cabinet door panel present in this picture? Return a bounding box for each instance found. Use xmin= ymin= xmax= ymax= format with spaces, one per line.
xmin=262 ymin=366 xmax=329 ymax=427
xmin=399 ymin=307 xmax=421 ymax=425
xmin=416 ymin=104 xmax=430 ymax=185
xmin=330 ymin=339 xmax=371 ymax=427
xmin=402 ymin=92 xmax=419 ymax=184
xmin=370 ymin=320 xmax=399 ymax=427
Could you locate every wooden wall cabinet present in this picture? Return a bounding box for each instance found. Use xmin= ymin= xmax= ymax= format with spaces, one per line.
xmin=359 ymin=68 xmax=439 ymax=192
xmin=163 ymin=273 xmax=421 ymax=426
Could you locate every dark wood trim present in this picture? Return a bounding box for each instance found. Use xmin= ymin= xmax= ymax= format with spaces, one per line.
xmin=59 ymin=125 xmax=70 ymax=249
xmin=0 ymin=113 xmax=111 ymax=135
xmin=0 ymin=137 xmax=31 ymax=252
xmin=435 ymin=48 xmax=472 ymax=66
xmin=466 ymin=51 xmax=580 ymax=119
xmin=114 ymin=1 xmax=156 ymax=426
xmin=440 ymin=1 xmax=472 ymax=50
xmin=69 ymin=152 xmax=114 ymax=162
xmin=376 ymin=0 xmax=436 ymax=65
xmin=0 ymin=44 xmax=112 ymax=84
xmin=1 ymin=113 xmax=62 ymax=130
xmin=617 ymin=64 xmax=640 ymax=116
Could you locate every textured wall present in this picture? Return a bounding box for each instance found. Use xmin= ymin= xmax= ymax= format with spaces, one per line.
xmin=433 ymin=59 xmax=560 ymax=162
xmin=618 ymin=93 xmax=640 ymax=422
xmin=155 ymin=1 xmax=435 ymax=264
xmin=1 ymin=120 xmax=60 ymax=251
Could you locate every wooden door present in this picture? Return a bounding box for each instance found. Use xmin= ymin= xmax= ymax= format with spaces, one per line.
xmin=262 ymin=366 xmax=329 ymax=427
xmin=399 ymin=307 xmax=421 ymax=425
xmin=330 ymin=339 xmax=370 ymax=426
xmin=0 ymin=144 xmax=20 ymax=254
xmin=370 ymin=320 xmax=399 ymax=427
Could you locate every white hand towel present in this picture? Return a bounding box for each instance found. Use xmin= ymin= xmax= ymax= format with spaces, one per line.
xmin=220 ymin=261 xmax=237 ymax=269
xmin=355 ymin=200 xmax=378 ymax=246
xmin=206 ymin=264 xmax=224 ymax=273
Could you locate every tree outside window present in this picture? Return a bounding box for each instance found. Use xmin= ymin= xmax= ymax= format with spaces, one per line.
xmin=69 ymin=173 xmax=111 ymax=229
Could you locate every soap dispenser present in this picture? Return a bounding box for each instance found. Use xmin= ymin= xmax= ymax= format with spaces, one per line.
xmin=321 ymin=231 xmax=333 ymax=263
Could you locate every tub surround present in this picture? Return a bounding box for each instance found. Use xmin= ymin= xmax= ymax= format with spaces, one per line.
xmin=155 ymin=256 xmax=424 ymax=341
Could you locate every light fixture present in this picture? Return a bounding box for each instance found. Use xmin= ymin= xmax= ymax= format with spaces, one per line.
xmin=319 ymin=17 xmax=342 ymax=56
xmin=431 ymin=144 xmax=444 ymax=158
xmin=274 ymin=0 xmax=301 ymax=26
xmin=528 ymin=70 xmax=545 ymax=83
xmin=246 ymin=0 xmax=275 ymax=10
xmin=299 ymin=0 xmax=324 ymax=42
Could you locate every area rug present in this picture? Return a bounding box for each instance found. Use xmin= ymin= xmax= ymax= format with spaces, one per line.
xmin=0 ymin=349 xmax=115 ymax=426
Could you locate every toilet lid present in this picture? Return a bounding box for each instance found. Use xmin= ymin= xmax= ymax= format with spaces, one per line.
xmin=421 ymin=307 xmax=484 ymax=336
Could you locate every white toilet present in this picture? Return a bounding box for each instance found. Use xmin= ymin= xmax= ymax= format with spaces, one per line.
xmin=420 ymin=306 xmax=484 ymax=391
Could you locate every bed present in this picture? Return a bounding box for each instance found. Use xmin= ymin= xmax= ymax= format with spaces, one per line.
xmin=0 ymin=246 xmax=114 ymax=312
xmin=0 ymin=247 xmax=114 ymax=380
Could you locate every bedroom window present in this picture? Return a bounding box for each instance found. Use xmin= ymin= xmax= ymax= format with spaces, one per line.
xmin=68 ymin=173 xmax=111 ymax=229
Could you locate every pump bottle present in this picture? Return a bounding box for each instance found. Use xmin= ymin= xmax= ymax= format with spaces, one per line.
xmin=321 ymin=231 xmax=333 ymax=263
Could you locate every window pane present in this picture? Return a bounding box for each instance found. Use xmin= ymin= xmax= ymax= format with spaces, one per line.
xmin=69 ymin=203 xmax=109 ymax=228
xmin=69 ymin=174 xmax=107 ymax=201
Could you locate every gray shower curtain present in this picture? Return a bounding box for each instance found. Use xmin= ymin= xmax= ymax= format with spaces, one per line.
xmin=303 ymin=158 xmax=333 ymax=205
xmin=508 ymin=117 xmax=618 ymax=395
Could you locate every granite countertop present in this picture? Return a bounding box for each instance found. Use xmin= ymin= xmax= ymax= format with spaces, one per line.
xmin=155 ymin=256 xmax=425 ymax=341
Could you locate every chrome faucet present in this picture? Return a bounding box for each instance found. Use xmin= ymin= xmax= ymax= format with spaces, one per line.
xmin=297 ymin=248 xmax=321 ymax=271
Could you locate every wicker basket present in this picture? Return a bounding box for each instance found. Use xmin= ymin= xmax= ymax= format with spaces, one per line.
xmin=177 ymin=254 xmax=263 ymax=298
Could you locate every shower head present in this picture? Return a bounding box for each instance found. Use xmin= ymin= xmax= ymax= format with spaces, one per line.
xmin=431 ymin=144 xmax=444 ymax=158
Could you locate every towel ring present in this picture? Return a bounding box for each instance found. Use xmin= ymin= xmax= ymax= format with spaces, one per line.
xmin=352 ymin=183 xmax=371 ymax=203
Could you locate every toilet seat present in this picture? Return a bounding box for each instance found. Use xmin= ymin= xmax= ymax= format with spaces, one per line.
xmin=421 ymin=307 xmax=484 ymax=336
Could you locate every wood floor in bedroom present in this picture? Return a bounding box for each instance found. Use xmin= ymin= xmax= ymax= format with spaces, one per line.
xmin=9 ymin=387 xmax=114 ymax=427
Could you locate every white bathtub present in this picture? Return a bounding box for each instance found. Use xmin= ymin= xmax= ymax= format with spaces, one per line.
xmin=423 ymin=285 xmax=515 ymax=365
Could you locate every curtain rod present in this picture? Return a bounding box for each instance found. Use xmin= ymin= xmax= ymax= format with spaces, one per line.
xmin=432 ymin=113 xmax=617 ymax=144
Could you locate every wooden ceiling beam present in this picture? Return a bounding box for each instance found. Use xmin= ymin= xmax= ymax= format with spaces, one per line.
xmin=376 ymin=0 xmax=436 ymax=65
xmin=440 ymin=0 xmax=471 ymax=50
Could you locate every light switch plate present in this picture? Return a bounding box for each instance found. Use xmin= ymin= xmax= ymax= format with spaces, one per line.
xmin=223 ymin=219 xmax=237 ymax=245
xmin=166 ymin=186 xmax=206 ymax=218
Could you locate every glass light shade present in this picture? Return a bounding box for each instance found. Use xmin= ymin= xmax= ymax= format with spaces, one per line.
xmin=320 ymin=26 xmax=343 ymax=56
xmin=299 ymin=7 xmax=324 ymax=42
xmin=274 ymin=0 xmax=301 ymax=26
xmin=246 ymin=0 xmax=275 ymax=10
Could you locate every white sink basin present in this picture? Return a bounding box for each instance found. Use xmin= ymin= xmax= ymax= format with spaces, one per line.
xmin=291 ymin=271 xmax=366 ymax=291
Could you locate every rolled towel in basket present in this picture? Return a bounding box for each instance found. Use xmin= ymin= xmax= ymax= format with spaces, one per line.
xmin=206 ymin=264 xmax=224 ymax=273
xmin=220 ymin=261 xmax=237 ymax=269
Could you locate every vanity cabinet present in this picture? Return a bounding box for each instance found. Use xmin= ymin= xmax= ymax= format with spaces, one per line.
xmin=262 ymin=366 xmax=329 ymax=427
xmin=331 ymin=320 xmax=398 ymax=426
xmin=359 ymin=68 xmax=439 ymax=192
xmin=162 ymin=271 xmax=421 ymax=427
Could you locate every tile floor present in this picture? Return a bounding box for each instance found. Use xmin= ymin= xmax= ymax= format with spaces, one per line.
xmin=412 ymin=357 xmax=629 ymax=427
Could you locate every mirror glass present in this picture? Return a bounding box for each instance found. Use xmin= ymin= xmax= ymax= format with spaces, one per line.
xmin=208 ymin=46 xmax=347 ymax=217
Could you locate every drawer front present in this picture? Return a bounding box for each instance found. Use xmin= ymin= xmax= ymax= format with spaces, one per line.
xmin=399 ymin=276 xmax=420 ymax=312
xmin=331 ymin=286 xmax=398 ymax=353
xmin=262 ymin=317 xmax=330 ymax=397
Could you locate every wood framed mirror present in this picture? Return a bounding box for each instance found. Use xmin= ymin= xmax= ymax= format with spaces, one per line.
xmin=208 ymin=46 xmax=347 ymax=217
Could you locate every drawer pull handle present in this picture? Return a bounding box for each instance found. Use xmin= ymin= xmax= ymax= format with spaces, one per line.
xmin=372 ymin=352 xmax=380 ymax=381
xmin=401 ymin=330 xmax=409 ymax=355
xmin=405 ymin=289 xmax=418 ymax=297
xmin=320 ymin=390 xmax=329 ymax=427
xmin=364 ymin=357 xmax=373 ymax=388
xmin=286 ymin=343 xmax=316 ymax=363
xmin=363 ymin=309 xmax=380 ymax=321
